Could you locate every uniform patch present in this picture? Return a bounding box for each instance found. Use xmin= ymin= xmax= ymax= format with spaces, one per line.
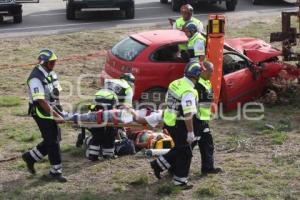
xmin=34 ymin=87 xmax=39 ymax=93
xmin=195 ymin=40 xmax=205 ymax=53
xmin=186 ymin=100 xmax=192 ymax=107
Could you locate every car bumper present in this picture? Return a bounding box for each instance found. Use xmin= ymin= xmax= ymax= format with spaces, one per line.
xmin=0 ymin=4 xmax=22 ymax=15
xmin=69 ymin=0 xmax=134 ymax=10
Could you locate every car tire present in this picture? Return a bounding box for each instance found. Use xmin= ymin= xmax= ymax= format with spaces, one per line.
xmin=171 ymin=0 xmax=181 ymax=12
xmin=252 ymin=0 xmax=261 ymax=5
xmin=66 ymin=6 xmax=76 ymax=20
xmin=125 ymin=6 xmax=135 ymax=19
xmin=139 ymin=88 xmax=167 ymax=110
xmin=226 ymin=0 xmax=237 ymax=11
xmin=13 ymin=14 xmax=22 ymax=24
xmin=160 ymin=0 xmax=168 ymax=4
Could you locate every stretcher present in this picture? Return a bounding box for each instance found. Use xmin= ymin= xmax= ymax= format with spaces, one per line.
xmin=66 ymin=109 xmax=162 ymax=129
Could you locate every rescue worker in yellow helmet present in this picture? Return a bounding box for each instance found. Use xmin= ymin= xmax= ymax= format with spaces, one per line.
xmin=173 ymin=4 xmax=204 ymax=34
xmin=85 ymin=73 xmax=135 ymax=161
xmin=22 ymin=49 xmax=67 ymax=182
xmin=150 ymin=62 xmax=201 ymax=189
xmin=192 ymin=61 xmax=222 ymax=175
xmin=181 ymin=21 xmax=206 ymax=62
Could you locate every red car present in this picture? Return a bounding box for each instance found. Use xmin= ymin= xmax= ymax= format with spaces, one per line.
xmin=99 ymin=29 xmax=288 ymax=111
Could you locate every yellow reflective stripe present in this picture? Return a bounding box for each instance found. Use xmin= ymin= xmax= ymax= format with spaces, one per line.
xmin=95 ymin=90 xmax=117 ymax=100
xmin=197 ymin=107 xmax=211 ymax=121
xmin=183 ymin=107 xmax=197 ymax=114
xmin=35 ymin=107 xmax=53 ymax=120
xmin=32 ymin=93 xmax=45 ymax=100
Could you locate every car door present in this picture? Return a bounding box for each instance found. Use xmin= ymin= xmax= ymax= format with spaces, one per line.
xmin=221 ymin=52 xmax=263 ymax=112
xmin=139 ymin=43 xmax=186 ymax=103
xmin=145 ymin=43 xmax=186 ymax=87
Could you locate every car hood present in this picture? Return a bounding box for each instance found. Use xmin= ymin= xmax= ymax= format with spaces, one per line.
xmin=225 ymin=38 xmax=282 ymax=63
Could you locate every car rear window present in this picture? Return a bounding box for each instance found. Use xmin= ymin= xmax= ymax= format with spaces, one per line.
xmin=111 ymin=37 xmax=146 ymax=61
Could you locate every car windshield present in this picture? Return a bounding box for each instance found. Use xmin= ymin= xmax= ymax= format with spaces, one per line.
xmin=112 ymin=37 xmax=146 ymax=61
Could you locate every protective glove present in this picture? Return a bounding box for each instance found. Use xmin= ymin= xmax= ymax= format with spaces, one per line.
xmin=187 ymin=132 xmax=195 ymax=145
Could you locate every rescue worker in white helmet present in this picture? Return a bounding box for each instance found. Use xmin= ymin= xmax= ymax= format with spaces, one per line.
xmin=22 ymin=49 xmax=67 ymax=182
xmin=150 ymin=62 xmax=201 ymax=189
xmin=85 ymin=73 xmax=135 ymax=161
xmin=181 ymin=21 xmax=206 ymax=62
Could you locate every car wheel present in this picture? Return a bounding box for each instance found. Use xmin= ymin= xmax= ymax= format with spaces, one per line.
xmin=226 ymin=0 xmax=237 ymax=11
xmin=160 ymin=0 xmax=168 ymax=4
xmin=171 ymin=0 xmax=181 ymax=12
xmin=125 ymin=6 xmax=135 ymax=19
xmin=139 ymin=88 xmax=167 ymax=110
xmin=66 ymin=6 xmax=76 ymax=20
xmin=252 ymin=0 xmax=261 ymax=5
xmin=13 ymin=14 xmax=22 ymax=24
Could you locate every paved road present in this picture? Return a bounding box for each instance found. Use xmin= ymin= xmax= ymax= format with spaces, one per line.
xmin=0 ymin=0 xmax=297 ymax=38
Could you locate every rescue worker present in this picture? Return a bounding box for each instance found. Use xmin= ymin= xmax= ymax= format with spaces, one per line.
xmin=22 ymin=49 xmax=67 ymax=182
xmin=173 ymin=4 xmax=204 ymax=54
xmin=182 ymin=21 xmax=206 ymax=62
xmin=192 ymin=61 xmax=222 ymax=175
xmin=173 ymin=4 xmax=204 ymax=34
xmin=86 ymin=73 xmax=135 ymax=161
xmin=150 ymin=62 xmax=201 ymax=189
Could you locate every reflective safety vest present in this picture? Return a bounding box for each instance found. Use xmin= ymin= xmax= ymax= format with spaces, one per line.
xmin=27 ymin=65 xmax=57 ymax=120
xmin=175 ymin=17 xmax=204 ymax=51
xmin=195 ymin=77 xmax=214 ymax=121
xmin=90 ymin=79 xmax=133 ymax=110
xmin=163 ymin=78 xmax=198 ymax=127
xmin=187 ymin=32 xmax=206 ymax=62
xmin=175 ymin=17 xmax=203 ymax=31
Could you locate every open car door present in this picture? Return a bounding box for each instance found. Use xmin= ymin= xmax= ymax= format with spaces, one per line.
xmin=221 ymin=51 xmax=264 ymax=112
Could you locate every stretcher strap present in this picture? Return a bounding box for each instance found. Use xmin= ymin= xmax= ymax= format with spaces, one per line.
xmin=112 ymin=110 xmax=119 ymax=126
xmin=96 ymin=110 xmax=103 ymax=124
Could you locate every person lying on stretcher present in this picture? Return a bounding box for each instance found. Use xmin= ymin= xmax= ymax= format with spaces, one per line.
xmin=67 ymin=107 xmax=163 ymax=128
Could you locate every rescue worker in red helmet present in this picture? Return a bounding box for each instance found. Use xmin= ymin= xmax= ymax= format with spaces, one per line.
xmin=22 ymin=49 xmax=67 ymax=182
xmin=173 ymin=4 xmax=204 ymax=34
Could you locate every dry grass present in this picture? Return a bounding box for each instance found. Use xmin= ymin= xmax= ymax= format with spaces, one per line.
xmin=0 ymin=15 xmax=300 ymax=200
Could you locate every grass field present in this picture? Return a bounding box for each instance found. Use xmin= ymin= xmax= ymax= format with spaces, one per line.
xmin=0 ymin=15 xmax=299 ymax=200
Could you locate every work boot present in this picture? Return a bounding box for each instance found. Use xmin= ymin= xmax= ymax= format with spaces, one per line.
xmin=150 ymin=160 xmax=161 ymax=179
xmin=88 ymin=155 xmax=99 ymax=162
xmin=22 ymin=152 xmax=36 ymax=174
xmin=102 ymin=154 xmax=118 ymax=160
xmin=177 ymin=183 xmax=194 ymax=190
xmin=201 ymin=167 xmax=223 ymax=176
xmin=42 ymin=172 xmax=67 ymax=183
